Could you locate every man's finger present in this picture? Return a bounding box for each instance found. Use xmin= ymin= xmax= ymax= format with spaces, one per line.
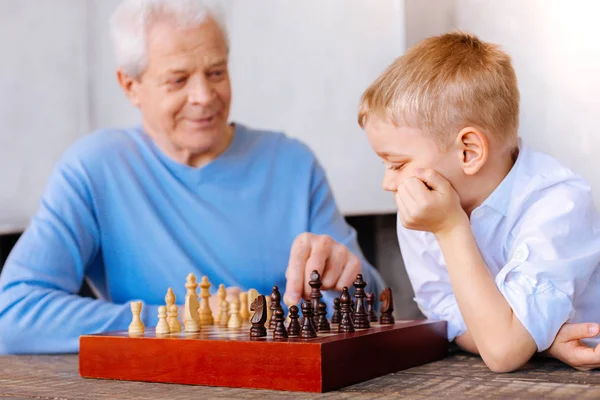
xmin=303 ymin=235 xmax=334 ymax=297
xmin=335 ymin=253 xmax=361 ymax=292
xmin=413 ymin=168 xmax=451 ymax=193
xmin=284 ymin=233 xmax=311 ymax=306
xmin=321 ymin=243 xmax=347 ymax=290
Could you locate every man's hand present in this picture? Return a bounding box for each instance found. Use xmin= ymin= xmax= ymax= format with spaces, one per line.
xmin=395 ymin=168 xmax=467 ymax=236
xmin=283 ymin=233 xmax=360 ymax=306
xmin=546 ymin=322 xmax=600 ymax=371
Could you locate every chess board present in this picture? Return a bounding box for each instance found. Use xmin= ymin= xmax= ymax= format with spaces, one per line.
xmin=79 ymin=319 xmax=448 ymax=392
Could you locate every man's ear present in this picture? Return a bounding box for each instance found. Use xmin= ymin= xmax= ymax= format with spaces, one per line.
xmin=455 ymin=126 xmax=488 ymax=175
xmin=116 ymin=69 xmax=142 ymax=107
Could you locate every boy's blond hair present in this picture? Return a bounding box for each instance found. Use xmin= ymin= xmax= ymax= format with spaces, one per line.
xmin=358 ymin=31 xmax=519 ymax=149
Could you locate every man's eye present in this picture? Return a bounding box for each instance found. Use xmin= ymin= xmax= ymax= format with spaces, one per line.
xmin=209 ymin=70 xmax=226 ymax=80
xmin=169 ymin=77 xmax=187 ymax=85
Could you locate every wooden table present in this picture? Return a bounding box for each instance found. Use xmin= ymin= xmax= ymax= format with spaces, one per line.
xmin=1 ymin=352 xmax=600 ymax=399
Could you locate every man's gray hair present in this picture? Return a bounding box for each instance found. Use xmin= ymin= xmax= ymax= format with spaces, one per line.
xmin=109 ymin=0 xmax=228 ymax=78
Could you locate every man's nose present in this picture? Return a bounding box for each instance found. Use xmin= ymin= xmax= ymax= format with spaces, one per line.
xmin=188 ymin=76 xmax=214 ymax=104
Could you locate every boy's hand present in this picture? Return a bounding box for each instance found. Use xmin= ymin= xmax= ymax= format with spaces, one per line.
xmin=546 ymin=323 xmax=600 ymax=371
xmin=395 ymin=168 xmax=467 ymax=235
xmin=283 ymin=233 xmax=360 ymax=306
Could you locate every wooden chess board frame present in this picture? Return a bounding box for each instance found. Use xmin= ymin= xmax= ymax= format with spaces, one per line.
xmin=79 ymin=319 xmax=447 ymax=392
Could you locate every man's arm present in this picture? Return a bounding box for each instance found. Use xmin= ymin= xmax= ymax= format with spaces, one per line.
xmin=0 ymin=157 xmax=158 ymax=354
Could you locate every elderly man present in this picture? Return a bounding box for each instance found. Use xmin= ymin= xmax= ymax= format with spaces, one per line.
xmin=0 ymin=0 xmax=384 ymax=353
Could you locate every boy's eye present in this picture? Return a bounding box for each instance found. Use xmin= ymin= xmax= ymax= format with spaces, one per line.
xmin=383 ymin=161 xmax=406 ymax=171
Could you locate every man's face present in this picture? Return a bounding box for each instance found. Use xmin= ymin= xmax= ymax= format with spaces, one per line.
xmin=124 ymin=17 xmax=232 ymax=163
xmin=364 ymin=117 xmax=464 ymax=196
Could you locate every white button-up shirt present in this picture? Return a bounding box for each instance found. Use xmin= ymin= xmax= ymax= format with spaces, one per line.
xmin=397 ymin=142 xmax=600 ymax=351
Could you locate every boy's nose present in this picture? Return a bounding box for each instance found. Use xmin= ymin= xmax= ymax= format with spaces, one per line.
xmin=382 ymin=170 xmax=398 ymax=192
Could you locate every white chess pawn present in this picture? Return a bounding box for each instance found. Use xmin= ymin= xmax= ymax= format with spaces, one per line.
xmin=128 ymin=301 xmax=145 ymax=335
xmin=239 ymin=292 xmax=250 ymax=321
xmin=156 ymin=306 xmax=171 ymax=335
xmin=218 ymin=299 xmax=229 ymax=328
xmin=227 ymin=300 xmax=243 ymax=329
xmin=168 ymin=304 xmax=182 ymax=333
xmin=214 ymin=284 xmax=227 ymax=324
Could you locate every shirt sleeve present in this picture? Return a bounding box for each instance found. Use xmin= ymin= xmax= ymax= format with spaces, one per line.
xmin=397 ymin=217 xmax=466 ymax=341
xmin=0 ymin=155 xmax=158 ymax=354
xmin=307 ymin=158 xmax=386 ymax=306
xmin=495 ymin=180 xmax=600 ymax=351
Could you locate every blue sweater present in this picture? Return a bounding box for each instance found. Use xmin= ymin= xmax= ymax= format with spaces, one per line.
xmin=0 ymin=123 xmax=384 ymax=354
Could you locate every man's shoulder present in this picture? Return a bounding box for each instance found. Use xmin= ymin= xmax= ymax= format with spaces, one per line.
xmin=237 ymin=124 xmax=316 ymax=162
xmin=60 ymin=126 xmax=142 ymax=167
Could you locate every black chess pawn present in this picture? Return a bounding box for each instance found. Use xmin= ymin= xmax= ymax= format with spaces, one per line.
xmin=287 ymin=305 xmax=301 ymax=337
xmin=250 ymin=295 xmax=268 ymax=338
xmin=269 ymin=286 xmax=283 ymax=330
xmin=316 ymin=302 xmax=330 ymax=331
xmin=379 ymin=288 xmax=395 ymax=325
xmin=338 ymin=287 xmax=355 ymax=333
xmin=353 ymin=274 xmax=370 ymax=329
xmin=300 ymin=302 xmax=317 ymax=338
xmin=331 ymin=297 xmax=341 ymax=324
xmin=309 ymin=270 xmax=322 ymax=328
xmin=272 ymin=309 xmax=288 ymax=339
xmin=366 ymin=292 xmax=378 ymax=322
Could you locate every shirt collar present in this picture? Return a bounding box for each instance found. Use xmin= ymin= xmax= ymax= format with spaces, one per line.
xmin=477 ymin=138 xmax=527 ymax=217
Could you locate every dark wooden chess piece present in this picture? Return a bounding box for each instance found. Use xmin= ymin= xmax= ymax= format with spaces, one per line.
xmin=272 ymin=309 xmax=288 ymax=339
xmin=353 ymin=274 xmax=370 ymax=329
xmin=316 ymin=302 xmax=330 ymax=331
xmin=379 ymin=288 xmax=395 ymax=325
xmin=287 ymin=305 xmax=301 ymax=337
xmin=331 ymin=297 xmax=341 ymax=324
xmin=309 ymin=270 xmax=322 ymax=329
xmin=250 ymin=295 xmax=268 ymax=338
xmin=300 ymin=302 xmax=317 ymax=338
xmin=366 ymin=292 xmax=378 ymax=322
xmin=338 ymin=287 xmax=355 ymax=333
xmin=269 ymin=285 xmax=283 ymax=330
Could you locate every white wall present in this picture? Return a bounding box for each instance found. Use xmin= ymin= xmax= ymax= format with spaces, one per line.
xmin=406 ymin=0 xmax=600 ymax=207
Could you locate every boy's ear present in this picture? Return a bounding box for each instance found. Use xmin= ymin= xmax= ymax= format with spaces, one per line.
xmin=116 ymin=69 xmax=142 ymax=107
xmin=455 ymin=126 xmax=488 ymax=175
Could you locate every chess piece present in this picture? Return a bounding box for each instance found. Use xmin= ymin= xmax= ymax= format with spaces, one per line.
xmin=272 ymin=309 xmax=288 ymax=339
xmin=379 ymin=288 xmax=395 ymax=324
xmin=247 ymin=288 xmax=259 ymax=318
xmin=269 ymin=286 xmax=283 ymax=329
xmin=300 ymin=302 xmax=317 ymax=338
xmin=214 ymin=284 xmax=227 ymax=324
xmin=199 ymin=276 xmax=214 ymax=326
xmin=309 ymin=270 xmax=322 ymax=328
xmin=184 ymin=273 xmax=200 ymax=332
xmin=287 ymin=305 xmax=301 ymax=337
xmin=156 ymin=306 xmax=171 ymax=335
xmin=218 ymin=299 xmax=229 ymax=328
xmin=317 ymin=302 xmax=330 ymax=331
xmin=128 ymin=301 xmax=145 ymax=335
xmin=353 ymin=274 xmax=370 ymax=329
xmin=239 ymin=292 xmax=250 ymax=321
xmin=165 ymin=287 xmax=177 ymax=327
xmin=168 ymin=304 xmax=182 ymax=333
xmin=366 ymin=292 xmax=378 ymax=322
xmin=331 ymin=297 xmax=341 ymax=324
xmin=265 ymin=296 xmax=273 ymax=327
xmin=250 ymin=295 xmax=267 ymax=338
xmin=338 ymin=287 xmax=355 ymax=333
xmin=227 ymin=299 xmax=243 ymax=329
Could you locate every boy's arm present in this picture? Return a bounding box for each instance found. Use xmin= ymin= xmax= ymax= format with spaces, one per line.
xmin=0 ymin=159 xmax=159 ymax=354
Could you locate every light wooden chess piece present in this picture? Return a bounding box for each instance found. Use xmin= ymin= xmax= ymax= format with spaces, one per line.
xmin=165 ymin=287 xmax=176 ymax=326
xmin=247 ymin=288 xmax=259 ymax=318
xmin=128 ymin=301 xmax=145 ymax=335
xmin=227 ymin=299 xmax=243 ymax=329
xmin=168 ymin=304 xmax=182 ymax=333
xmin=199 ymin=276 xmax=214 ymax=326
xmin=239 ymin=292 xmax=250 ymax=321
xmin=218 ymin=299 xmax=229 ymax=328
xmin=265 ymin=296 xmax=273 ymax=327
xmin=184 ymin=273 xmax=200 ymax=332
xmin=214 ymin=284 xmax=227 ymax=324
xmin=156 ymin=306 xmax=171 ymax=335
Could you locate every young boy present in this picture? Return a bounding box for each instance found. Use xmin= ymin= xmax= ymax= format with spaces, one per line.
xmin=359 ymin=31 xmax=600 ymax=372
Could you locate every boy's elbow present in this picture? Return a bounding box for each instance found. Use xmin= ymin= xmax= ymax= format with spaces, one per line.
xmin=479 ymin=339 xmax=536 ymax=373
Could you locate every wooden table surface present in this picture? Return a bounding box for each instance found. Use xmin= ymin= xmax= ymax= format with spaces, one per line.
xmin=1 ymin=352 xmax=600 ymax=399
